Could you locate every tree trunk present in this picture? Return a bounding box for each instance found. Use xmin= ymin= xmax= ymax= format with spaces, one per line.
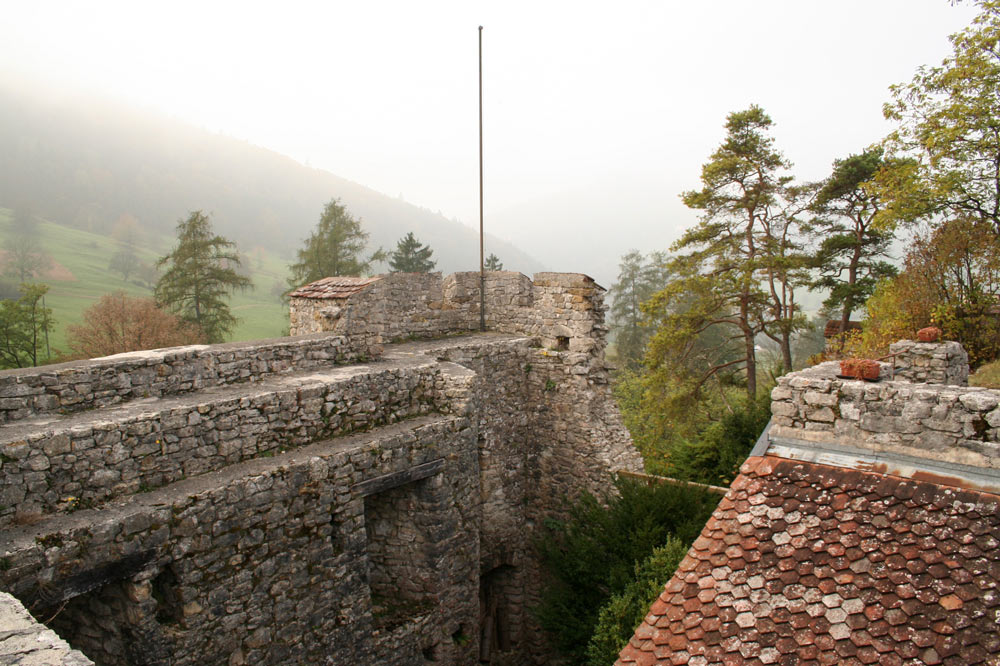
xmin=780 ymin=330 xmax=793 ymax=374
xmin=741 ymin=295 xmax=756 ymax=400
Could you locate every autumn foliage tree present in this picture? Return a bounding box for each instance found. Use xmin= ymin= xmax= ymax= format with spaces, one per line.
xmin=852 ymin=1 xmax=1000 ymax=366
xmin=875 ymin=0 xmax=1000 ymax=235
xmin=67 ymin=292 xmax=202 ymax=358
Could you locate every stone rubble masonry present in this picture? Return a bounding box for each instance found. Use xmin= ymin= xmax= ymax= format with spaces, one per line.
xmin=0 ymin=592 xmax=94 ymax=666
xmin=0 ymin=360 xmax=446 ymax=526
xmin=771 ymin=340 xmax=999 ymax=469
xmin=0 ymin=333 xmax=381 ymax=426
xmin=0 ymin=271 xmax=642 ymax=665
xmin=289 ymin=271 xmax=608 ymax=355
xmin=888 ymin=339 xmax=969 ymax=386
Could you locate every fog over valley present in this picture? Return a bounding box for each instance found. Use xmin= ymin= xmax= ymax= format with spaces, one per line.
xmin=2 ymin=1 xmax=977 ymax=288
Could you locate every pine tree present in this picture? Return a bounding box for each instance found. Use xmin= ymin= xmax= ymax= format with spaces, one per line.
xmin=484 ymin=253 xmax=503 ymax=270
xmin=645 ymin=106 xmax=797 ymax=400
xmin=810 ymin=148 xmax=898 ymax=337
xmin=154 ymin=211 xmax=252 ymax=343
xmin=288 ymin=199 xmax=384 ymax=288
xmin=389 ymin=232 xmax=436 ymax=273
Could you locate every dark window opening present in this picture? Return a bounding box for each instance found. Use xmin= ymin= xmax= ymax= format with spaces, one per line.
xmin=151 ymin=567 xmax=182 ymax=626
xmin=330 ymin=510 xmax=343 ymax=556
xmin=479 ymin=565 xmax=515 ymax=662
xmin=452 ymin=623 xmax=470 ymax=645
xmin=44 ymin=579 xmax=165 ymax=666
xmin=555 ymin=336 xmax=569 ymax=351
xmin=422 ymin=643 xmax=441 ymax=662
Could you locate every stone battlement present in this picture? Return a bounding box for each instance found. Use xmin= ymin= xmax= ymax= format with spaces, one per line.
xmin=888 ymin=339 xmax=969 ymax=385
xmin=290 ymin=271 xmax=608 ymax=354
xmin=0 ymin=333 xmax=378 ymax=425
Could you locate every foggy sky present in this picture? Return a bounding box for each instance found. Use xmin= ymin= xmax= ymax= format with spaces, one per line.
xmin=2 ymin=1 xmax=979 ymax=285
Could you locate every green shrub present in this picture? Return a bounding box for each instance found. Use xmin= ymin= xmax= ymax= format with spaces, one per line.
xmin=535 ymin=477 xmax=719 ymax=662
xmin=663 ymin=388 xmax=771 ymax=486
xmin=586 ymin=537 xmax=690 ymax=666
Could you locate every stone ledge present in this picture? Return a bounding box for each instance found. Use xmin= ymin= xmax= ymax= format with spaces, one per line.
xmin=0 ymin=591 xmax=94 ymax=665
xmin=0 ymin=333 xmax=379 ymax=426
xmin=0 ymin=359 xmax=447 ymax=526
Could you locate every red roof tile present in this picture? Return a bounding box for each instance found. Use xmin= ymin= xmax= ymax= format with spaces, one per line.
xmin=616 ymin=455 xmax=1000 ymax=665
xmin=288 ymin=275 xmax=381 ymax=299
xmin=823 ymin=319 xmax=863 ymax=337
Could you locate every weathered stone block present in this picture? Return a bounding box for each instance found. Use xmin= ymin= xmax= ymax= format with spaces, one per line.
xmin=959 ymin=392 xmax=999 ymax=412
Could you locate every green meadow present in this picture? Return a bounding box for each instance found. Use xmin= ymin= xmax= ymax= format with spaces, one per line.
xmin=0 ymin=209 xmax=291 ymax=360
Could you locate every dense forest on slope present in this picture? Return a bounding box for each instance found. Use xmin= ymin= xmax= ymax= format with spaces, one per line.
xmin=0 ymin=84 xmax=544 ymax=276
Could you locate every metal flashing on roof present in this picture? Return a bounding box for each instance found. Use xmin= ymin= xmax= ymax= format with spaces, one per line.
xmin=765 ymin=433 xmax=1000 ymax=494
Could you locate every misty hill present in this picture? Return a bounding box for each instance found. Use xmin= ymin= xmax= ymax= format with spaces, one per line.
xmin=0 ymin=84 xmax=545 ymax=276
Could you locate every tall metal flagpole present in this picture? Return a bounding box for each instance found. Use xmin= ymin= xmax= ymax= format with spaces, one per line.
xmin=478 ymin=25 xmax=486 ymax=332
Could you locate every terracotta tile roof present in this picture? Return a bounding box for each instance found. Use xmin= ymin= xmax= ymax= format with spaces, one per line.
xmin=823 ymin=320 xmax=862 ymax=338
xmin=288 ymin=276 xmax=381 ymax=300
xmin=617 ymin=455 xmax=1000 ymax=666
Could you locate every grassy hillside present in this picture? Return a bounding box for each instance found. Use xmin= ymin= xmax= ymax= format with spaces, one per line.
xmin=0 ymin=209 xmax=289 ymax=359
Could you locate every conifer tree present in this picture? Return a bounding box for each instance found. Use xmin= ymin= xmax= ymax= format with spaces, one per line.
xmin=288 ymin=199 xmax=384 ymax=288
xmin=810 ymin=148 xmax=897 ymax=336
xmin=389 ymin=232 xmax=436 ymax=273
xmin=484 ymin=253 xmax=503 ymax=270
xmin=646 ymin=106 xmax=792 ymax=401
xmin=609 ymin=250 xmax=669 ymax=369
xmin=155 ymin=211 xmax=251 ymax=343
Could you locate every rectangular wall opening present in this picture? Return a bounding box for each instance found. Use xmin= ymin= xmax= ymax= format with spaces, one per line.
xmin=479 ymin=564 xmax=516 ymax=662
xmin=44 ymin=580 xmax=152 ymax=666
xmin=363 ymin=475 xmax=443 ymax=631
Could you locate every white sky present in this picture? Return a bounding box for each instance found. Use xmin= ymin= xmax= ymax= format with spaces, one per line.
xmin=1 ymin=0 xmax=979 ymax=282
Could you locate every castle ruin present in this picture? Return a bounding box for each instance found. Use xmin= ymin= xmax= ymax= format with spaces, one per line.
xmin=0 ymin=271 xmax=642 ymax=665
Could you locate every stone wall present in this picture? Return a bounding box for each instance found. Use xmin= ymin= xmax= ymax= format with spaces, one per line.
xmin=1 ymin=415 xmax=478 ymax=666
xmin=289 ymin=270 xmax=607 ymax=353
xmin=889 ymin=339 xmax=969 ymax=385
xmin=0 ymin=361 xmax=445 ymax=526
xmin=0 ymin=271 xmax=642 ymax=665
xmin=771 ymin=342 xmax=1000 ymax=469
xmin=0 ymin=333 xmax=378 ymax=425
